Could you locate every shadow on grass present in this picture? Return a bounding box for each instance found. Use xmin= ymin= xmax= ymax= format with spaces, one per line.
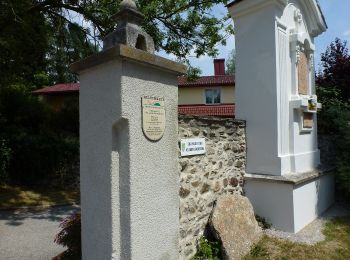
xmin=0 ymin=205 xmax=80 ymax=226
xmin=0 ymin=185 xmax=80 ymax=226
xmin=0 ymin=185 xmax=79 ymax=208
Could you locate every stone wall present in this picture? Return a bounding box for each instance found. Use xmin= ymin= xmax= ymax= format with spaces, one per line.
xmin=178 ymin=115 xmax=246 ymax=258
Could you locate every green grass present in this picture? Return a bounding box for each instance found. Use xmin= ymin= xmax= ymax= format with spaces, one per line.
xmin=0 ymin=184 xmax=79 ymax=208
xmin=244 ymin=217 xmax=350 ymax=260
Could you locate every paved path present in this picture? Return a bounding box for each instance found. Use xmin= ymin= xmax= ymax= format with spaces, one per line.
xmin=0 ymin=206 xmax=79 ymax=260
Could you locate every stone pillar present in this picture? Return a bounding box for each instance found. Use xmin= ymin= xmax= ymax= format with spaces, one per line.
xmin=228 ymin=0 xmax=334 ymax=232
xmin=71 ymin=1 xmax=186 ymax=259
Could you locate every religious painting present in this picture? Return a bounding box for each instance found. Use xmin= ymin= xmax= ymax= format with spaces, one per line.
xmin=298 ymin=51 xmax=309 ymax=95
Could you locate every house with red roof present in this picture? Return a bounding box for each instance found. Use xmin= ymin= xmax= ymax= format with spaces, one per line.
xmin=33 ymin=59 xmax=235 ymax=117
xmin=32 ymin=83 xmax=79 ymax=111
xmin=178 ymin=59 xmax=235 ymax=117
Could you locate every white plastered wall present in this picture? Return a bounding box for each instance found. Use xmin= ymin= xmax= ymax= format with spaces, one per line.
xmin=229 ymin=0 xmax=332 ymax=233
xmin=231 ymin=0 xmax=322 ymax=176
xmin=234 ymin=5 xmax=281 ymax=175
xmin=245 ymin=174 xmax=335 ymax=233
xmin=79 ymin=58 xmax=180 ymax=259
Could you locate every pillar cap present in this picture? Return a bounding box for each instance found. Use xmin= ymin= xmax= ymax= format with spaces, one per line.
xmin=71 ymin=44 xmax=187 ymax=75
xmin=103 ymin=0 xmax=155 ymax=53
xmin=120 ymin=0 xmax=137 ymax=10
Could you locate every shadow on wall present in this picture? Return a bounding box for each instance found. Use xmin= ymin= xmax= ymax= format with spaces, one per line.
xmin=112 ymin=118 xmax=131 ymax=259
xmin=315 ymin=173 xmax=335 ymax=217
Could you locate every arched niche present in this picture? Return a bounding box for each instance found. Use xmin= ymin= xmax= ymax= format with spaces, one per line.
xmin=135 ymin=34 xmax=147 ymax=51
xmin=296 ymin=39 xmax=314 ymax=96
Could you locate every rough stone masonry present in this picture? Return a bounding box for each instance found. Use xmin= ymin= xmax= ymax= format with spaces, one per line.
xmin=178 ymin=115 xmax=246 ymax=258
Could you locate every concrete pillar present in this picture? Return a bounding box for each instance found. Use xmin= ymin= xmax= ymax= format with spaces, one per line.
xmin=228 ymin=0 xmax=334 ymax=232
xmin=71 ymin=1 xmax=186 ymax=258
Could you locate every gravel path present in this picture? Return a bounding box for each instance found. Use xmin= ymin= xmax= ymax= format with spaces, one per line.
xmin=0 ymin=206 xmax=80 ymax=260
xmin=265 ymin=202 xmax=350 ymax=245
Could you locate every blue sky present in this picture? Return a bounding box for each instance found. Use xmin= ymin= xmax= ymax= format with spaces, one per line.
xmin=160 ymin=0 xmax=350 ymax=76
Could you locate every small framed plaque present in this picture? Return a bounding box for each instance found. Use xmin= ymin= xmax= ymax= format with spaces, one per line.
xmin=142 ymin=96 xmax=166 ymax=141
xmin=303 ymin=112 xmax=314 ymax=129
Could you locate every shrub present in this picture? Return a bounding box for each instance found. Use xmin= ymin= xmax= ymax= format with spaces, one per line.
xmin=0 ymin=138 xmax=11 ymax=183
xmin=6 ymin=131 xmax=79 ymax=185
xmin=55 ymin=213 xmax=81 ymax=260
xmin=0 ymin=83 xmax=79 ymax=186
xmin=319 ymin=107 xmax=350 ymax=198
xmin=192 ymin=237 xmax=222 ymax=260
xmin=317 ymin=38 xmax=350 ymax=199
xmin=255 ymin=215 xmax=272 ymax=230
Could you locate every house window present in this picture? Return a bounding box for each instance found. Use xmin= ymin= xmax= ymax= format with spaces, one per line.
xmin=205 ymin=89 xmax=221 ymax=104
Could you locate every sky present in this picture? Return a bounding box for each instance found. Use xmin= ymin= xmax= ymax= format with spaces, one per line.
xmin=160 ymin=0 xmax=350 ymax=76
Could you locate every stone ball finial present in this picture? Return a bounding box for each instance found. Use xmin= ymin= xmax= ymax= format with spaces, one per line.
xmin=120 ymin=0 xmax=137 ymax=10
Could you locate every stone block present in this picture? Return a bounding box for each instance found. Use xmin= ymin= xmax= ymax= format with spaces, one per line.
xmin=210 ymin=194 xmax=262 ymax=260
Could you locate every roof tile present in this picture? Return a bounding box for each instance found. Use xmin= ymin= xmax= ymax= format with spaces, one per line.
xmin=178 ymin=104 xmax=235 ymax=117
xmin=32 ymin=83 xmax=80 ymax=95
xmin=178 ymin=75 xmax=235 ymax=87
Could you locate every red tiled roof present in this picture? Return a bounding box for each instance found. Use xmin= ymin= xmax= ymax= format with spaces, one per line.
xmin=178 ymin=104 xmax=235 ymax=117
xmin=32 ymin=83 xmax=80 ymax=95
xmin=33 ymin=74 xmax=235 ymax=95
xmin=178 ymin=75 xmax=235 ymax=87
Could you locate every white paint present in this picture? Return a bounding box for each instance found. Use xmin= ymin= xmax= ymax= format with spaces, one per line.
xmin=78 ymin=49 xmax=182 ymax=259
xmin=293 ymin=174 xmax=335 ymax=232
xmin=245 ymin=174 xmax=335 ymax=233
xmin=180 ymin=138 xmax=206 ymax=157
xmin=228 ymin=0 xmax=327 ymax=176
xmin=245 ymin=179 xmax=295 ymax=232
xmin=228 ymin=0 xmax=334 ymax=233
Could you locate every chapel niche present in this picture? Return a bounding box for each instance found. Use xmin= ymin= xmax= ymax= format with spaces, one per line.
xmin=294 ymin=40 xmax=317 ymax=132
xmin=298 ymin=50 xmax=309 ymax=95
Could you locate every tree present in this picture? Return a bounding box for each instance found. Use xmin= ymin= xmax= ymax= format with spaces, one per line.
xmin=28 ymin=0 xmax=233 ymax=64
xmin=2 ymin=0 xmax=234 ymax=85
xmin=0 ymin=1 xmax=84 ymax=185
xmin=226 ymin=49 xmax=236 ymax=75
xmin=317 ymin=38 xmax=350 ymax=101
xmin=0 ymin=0 xmax=234 ymax=185
xmin=45 ymin=20 xmax=98 ymax=84
xmin=0 ymin=0 xmax=49 ymax=88
xmin=316 ymin=38 xmax=350 ymax=199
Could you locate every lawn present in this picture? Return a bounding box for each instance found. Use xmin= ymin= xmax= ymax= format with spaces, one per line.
xmin=0 ymin=184 xmax=79 ymax=209
xmin=244 ymin=217 xmax=350 ymax=260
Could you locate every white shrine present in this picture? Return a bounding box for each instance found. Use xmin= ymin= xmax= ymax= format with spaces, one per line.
xmin=228 ymin=0 xmax=335 ymax=232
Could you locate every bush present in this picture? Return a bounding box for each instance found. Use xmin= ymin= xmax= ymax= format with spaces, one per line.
xmin=255 ymin=215 xmax=272 ymax=230
xmin=317 ymin=38 xmax=350 ymax=199
xmin=55 ymin=213 xmax=81 ymax=260
xmin=317 ymin=85 xmax=350 ymax=198
xmin=192 ymin=237 xmax=222 ymax=260
xmin=7 ymin=132 xmax=79 ymax=185
xmin=0 ymin=138 xmax=11 ymax=183
xmin=0 ymin=83 xmax=79 ymax=186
